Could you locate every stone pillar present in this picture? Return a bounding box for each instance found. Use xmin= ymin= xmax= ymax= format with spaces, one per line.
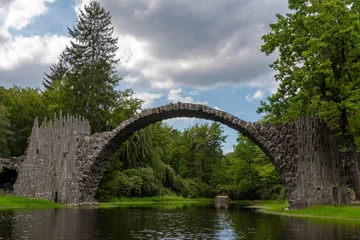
xmin=290 ymin=116 xmax=350 ymax=209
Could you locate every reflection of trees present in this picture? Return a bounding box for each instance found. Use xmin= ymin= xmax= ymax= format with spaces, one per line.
xmin=284 ymin=217 xmax=360 ymax=240
xmin=0 ymin=209 xmax=97 ymax=239
xmin=98 ymin=203 xmax=219 ymax=239
xmin=2 ymin=205 xmax=360 ymax=239
xmin=229 ymin=205 xmax=360 ymax=240
xmin=0 ymin=210 xmax=16 ymax=239
xmin=228 ymin=206 xmax=286 ymax=240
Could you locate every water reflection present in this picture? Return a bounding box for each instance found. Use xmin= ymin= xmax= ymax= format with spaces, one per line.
xmin=284 ymin=217 xmax=360 ymax=240
xmin=0 ymin=202 xmax=359 ymax=240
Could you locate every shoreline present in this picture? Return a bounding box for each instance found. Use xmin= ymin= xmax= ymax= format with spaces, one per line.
xmin=0 ymin=195 xmax=214 ymax=210
xmin=244 ymin=200 xmax=360 ymax=222
xmin=2 ymin=195 xmax=360 ymax=223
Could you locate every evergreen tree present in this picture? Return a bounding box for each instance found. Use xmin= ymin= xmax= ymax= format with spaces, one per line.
xmin=43 ymin=60 xmax=69 ymax=90
xmin=61 ymin=1 xmax=124 ymax=133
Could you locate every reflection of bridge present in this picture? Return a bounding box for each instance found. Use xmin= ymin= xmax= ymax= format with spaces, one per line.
xmin=0 ymin=102 xmax=352 ymax=209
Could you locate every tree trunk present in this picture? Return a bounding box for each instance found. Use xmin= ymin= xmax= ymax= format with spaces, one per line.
xmin=340 ymin=109 xmax=360 ymax=200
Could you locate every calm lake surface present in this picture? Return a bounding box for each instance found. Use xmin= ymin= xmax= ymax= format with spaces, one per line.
xmin=0 ymin=202 xmax=359 ymax=240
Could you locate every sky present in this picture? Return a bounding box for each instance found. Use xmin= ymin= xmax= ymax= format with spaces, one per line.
xmin=0 ymin=0 xmax=289 ymax=153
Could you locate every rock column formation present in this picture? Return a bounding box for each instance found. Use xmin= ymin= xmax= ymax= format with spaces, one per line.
xmin=13 ymin=112 xmax=90 ymax=204
xmin=291 ymin=116 xmax=350 ymax=209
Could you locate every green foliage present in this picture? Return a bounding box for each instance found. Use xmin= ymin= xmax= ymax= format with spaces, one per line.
xmin=97 ymin=123 xmax=281 ymax=201
xmin=169 ymin=122 xmax=226 ymax=183
xmin=52 ymin=1 xmax=141 ymax=133
xmin=124 ymin=168 xmax=161 ymax=197
xmin=255 ymin=200 xmax=360 ymax=221
xmin=96 ymin=122 xmax=228 ymax=200
xmin=97 ymin=167 xmax=162 ymax=201
xmin=0 ymin=86 xmax=46 ymax=156
xmin=0 ymin=104 xmax=12 ymax=157
xmin=258 ymin=0 xmax=360 ymax=144
xmin=216 ymin=134 xmax=281 ymax=200
xmin=43 ymin=60 xmax=68 ymax=90
xmin=258 ymin=0 xmax=360 ymax=198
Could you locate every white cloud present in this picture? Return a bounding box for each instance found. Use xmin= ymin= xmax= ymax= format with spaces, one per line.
xmin=0 ymin=34 xmax=70 ymax=71
xmin=0 ymin=0 xmax=289 ymax=93
xmin=75 ymin=0 xmax=289 ymax=91
xmin=133 ymin=92 xmax=163 ymax=108
xmin=2 ymin=0 xmax=56 ymax=30
xmin=164 ymin=117 xmax=196 ymax=127
xmin=213 ymin=106 xmax=221 ymax=110
xmin=74 ymin=0 xmax=92 ymax=16
xmin=0 ymin=33 xmax=70 ymax=88
xmin=167 ymin=88 xmax=193 ymax=102
xmin=223 ymin=148 xmax=233 ymax=154
xmin=245 ymin=89 xmax=265 ymax=102
xmin=167 ymin=88 xmax=208 ymax=105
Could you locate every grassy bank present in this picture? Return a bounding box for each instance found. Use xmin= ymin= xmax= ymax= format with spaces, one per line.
xmin=250 ymin=200 xmax=360 ymax=221
xmin=0 ymin=194 xmax=213 ymax=209
xmin=99 ymin=196 xmax=214 ymax=208
xmin=0 ymin=195 xmax=62 ymax=209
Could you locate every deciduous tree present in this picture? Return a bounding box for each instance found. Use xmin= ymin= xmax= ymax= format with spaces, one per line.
xmin=258 ymin=0 xmax=360 ymax=199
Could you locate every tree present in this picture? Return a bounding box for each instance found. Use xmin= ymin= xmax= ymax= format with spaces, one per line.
xmin=258 ymin=0 xmax=360 ymax=199
xmin=43 ymin=60 xmax=69 ymax=90
xmin=0 ymin=87 xmax=46 ymax=156
xmin=60 ymin=1 xmax=130 ymax=133
xmin=0 ymin=104 xmax=12 ymax=157
xmin=170 ymin=122 xmax=226 ymax=183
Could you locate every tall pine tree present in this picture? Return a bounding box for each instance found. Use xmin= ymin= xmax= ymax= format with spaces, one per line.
xmin=43 ymin=60 xmax=69 ymax=90
xmin=60 ymin=1 xmax=125 ymax=133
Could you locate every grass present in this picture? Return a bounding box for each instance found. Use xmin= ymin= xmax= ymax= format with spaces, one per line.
xmin=98 ymin=196 xmax=214 ymax=208
xmin=0 ymin=194 xmax=213 ymax=209
xmin=0 ymin=194 xmax=62 ymax=209
xmin=250 ymin=200 xmax=360 ymax=221
xmin=1 ymin=194 xmax=360 ymax=222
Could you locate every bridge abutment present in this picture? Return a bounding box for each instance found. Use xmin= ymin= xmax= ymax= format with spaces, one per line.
xmin=290 ymin=116 xmax=350 ymax=209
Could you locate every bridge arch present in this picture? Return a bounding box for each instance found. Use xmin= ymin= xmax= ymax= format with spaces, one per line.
xmin=77 ymin=102 xmax=297 ymax=204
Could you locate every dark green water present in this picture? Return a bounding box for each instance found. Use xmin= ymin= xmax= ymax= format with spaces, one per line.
xmin=0 ymin=202 xmax=359 ymax=240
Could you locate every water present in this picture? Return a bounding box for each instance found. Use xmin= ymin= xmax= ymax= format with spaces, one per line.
xmin=0 ymin=202 xmax=359 ymax=240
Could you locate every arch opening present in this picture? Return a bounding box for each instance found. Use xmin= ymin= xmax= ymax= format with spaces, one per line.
xmin=79 ymin=103 xmax=296 ymax=205
xmin=0 ymin=167 xmax=18 ymax=194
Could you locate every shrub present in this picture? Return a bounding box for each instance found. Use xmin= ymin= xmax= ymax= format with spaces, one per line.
xmin=123 ymin=167 xmax=161 ymax=197
xmin=258 ymin=184 xmax=285 ymax=201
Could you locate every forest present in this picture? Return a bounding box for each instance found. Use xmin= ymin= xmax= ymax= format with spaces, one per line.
xmin=2 ymin=0 xmax=360 ymax=201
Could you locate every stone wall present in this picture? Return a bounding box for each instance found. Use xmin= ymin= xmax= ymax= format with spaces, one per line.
xmin=0 ymin=156 xmax=24 ymax=173
xmin=13 ymin=112 xmax=90 ymax=204
xmin=0 ymin=156 xmax=24 ymax=193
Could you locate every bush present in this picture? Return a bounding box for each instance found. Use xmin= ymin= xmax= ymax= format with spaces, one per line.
xmin=163 ymin=164 xmax=177 ymax=189
xmin=258 ymin=184 xmax=285 ymax=201
xmin=116 ymin=173 xmax=133 ymax=197
xmin=195 ymin=181 xmax=215 ymax=198
xmin=123 ymin=167 xmax=161 ymax=197
xmin=225 ymin=180 xmax=260 ymax=200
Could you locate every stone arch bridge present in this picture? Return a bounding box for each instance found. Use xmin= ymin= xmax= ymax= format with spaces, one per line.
xmin=1 ymin=102 xmax=351 ymax=209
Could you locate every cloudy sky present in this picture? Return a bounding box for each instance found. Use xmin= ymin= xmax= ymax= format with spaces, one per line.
xmin=0 ymin=0 xmax=289 ymax=152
